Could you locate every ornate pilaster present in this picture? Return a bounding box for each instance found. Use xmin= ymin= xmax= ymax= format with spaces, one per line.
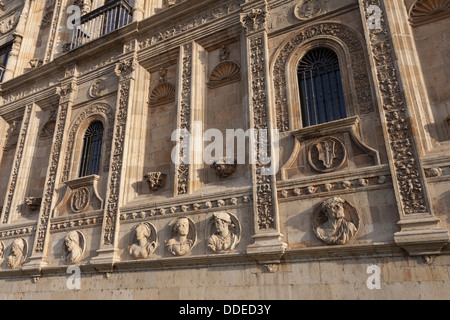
xmin=0 ymin=103 xmax=33 ymax=224
xmin=92 ymin=54 xmax=137 ymax=264
xmin=359 ymin=0 xmax=449 ymax=256
xmin=241 ymin=2 xmax=287 ymax=260
xmin=174 ymin=43 xmax=193 ymax=196
xmin=24 ymin=65 xmax=77 ymax=269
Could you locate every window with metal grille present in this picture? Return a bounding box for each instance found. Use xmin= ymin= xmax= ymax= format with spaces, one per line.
xmin=298 ymin=48 xmax=347 ymax=127
xmin=79 ymin=121 xmax=104 ymax=177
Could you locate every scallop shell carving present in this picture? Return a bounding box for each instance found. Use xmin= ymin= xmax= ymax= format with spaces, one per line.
xmin=409 ymin=0 xmax=450 ymax=27
xmin=208 ymin=61 xmax=241 ymax=89
xmin=149 ymin=81 xmax=176 ymax=107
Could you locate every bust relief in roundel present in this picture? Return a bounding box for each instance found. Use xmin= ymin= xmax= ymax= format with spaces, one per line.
xmin=207 ymin=211 xmax=241 ymax=254
xmin=129 ymin=222 xmax=158 ymax=260
xmin=308 ymin=137 xmax=347 ymax=173
xmin=312 ymin=197 xmax=360 ymax=245
xmin=165 ymin=217 xmax=197 ymax=257
xmin=62 ymin=231 xmax=86 ymax=265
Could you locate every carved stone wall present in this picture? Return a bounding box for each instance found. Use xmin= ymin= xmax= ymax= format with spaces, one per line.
xmin=0 ymin=0 xmax=448 ymax=300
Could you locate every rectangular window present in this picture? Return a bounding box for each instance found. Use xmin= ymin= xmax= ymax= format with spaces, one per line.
xmin=0 ymin=43 xmax=13 ymax=83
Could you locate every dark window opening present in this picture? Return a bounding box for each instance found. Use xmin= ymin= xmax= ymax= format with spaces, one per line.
xmin=79 ymin=121 xmax=104 ymax=177
xmin=298 ymin=48 xmax=347 ymax=127
xmin=0 ymin=43 xmax=13 ymax=83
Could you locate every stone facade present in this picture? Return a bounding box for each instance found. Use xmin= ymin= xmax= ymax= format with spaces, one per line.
xmin=0 ymin=0 xmax=448 ymax=300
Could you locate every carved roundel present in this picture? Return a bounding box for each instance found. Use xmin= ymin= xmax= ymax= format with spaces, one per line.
xmin=294 ymin=0 xmax=323 ymax=21
xmin=70 ymin=187 xmax=90 ymax=213
xmin=165 ymin=216 xmax=197 ymax=257
xmin=308 ymin=137 xmax=347 ymax=173
xmin=312 ymin=197 xmax=361 ymax=245
xmin=206 ymin=211 xmax=241 ymax=254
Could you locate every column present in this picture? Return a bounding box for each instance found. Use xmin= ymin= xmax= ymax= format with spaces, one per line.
xmin=359 ymin=0 xmax=449 ymax=256
xmin=92 ymin=53 xmax=139 ymax=264
xmin=241 ymin=2 xmax=287 ymax=262
xmin=24 ymin=65 xmax=77 ymax=269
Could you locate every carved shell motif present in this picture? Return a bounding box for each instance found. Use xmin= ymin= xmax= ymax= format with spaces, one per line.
xmin=409 ymin=0 xmax=450 ymax=27
xmin=208 ymin=61 xmax=241 ymax=89
xmin=149 ymin=81 xmax=176 ymax=107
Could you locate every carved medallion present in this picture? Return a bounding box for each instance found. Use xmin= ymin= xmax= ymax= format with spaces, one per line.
xmin=129 ymin=222 xmax=158 ymax=260
xmin=7 ymin=238 xmax=28 ymax=269
xmin=89 ymin=79 xmax=106 ymax=98
xmin=294 ymin=0 xmax=323 ymax=21
xmin=70 ymin=187 xmax=90 ymax=213
xmin=312 ymin=197 xmax=360 ymax=245
xmin=62 ymin=231 xmax=86 ymax=265
xmin=308 ymin=137 xmax=347 ymax=173
xmin=165 ymin=217 xmax=196 ymax=257
xmin=207 ymin=212 xmax=241 ymax=254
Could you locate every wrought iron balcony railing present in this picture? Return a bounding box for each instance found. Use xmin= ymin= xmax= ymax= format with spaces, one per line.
xmin=70 ymin=0 xmax=133 ymax=50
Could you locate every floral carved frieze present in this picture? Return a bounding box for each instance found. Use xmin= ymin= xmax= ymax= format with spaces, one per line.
xmin=273 ymin=23 xmax=375 ymax=132
xmin=312 ymin=197 xmax=360 ymax=245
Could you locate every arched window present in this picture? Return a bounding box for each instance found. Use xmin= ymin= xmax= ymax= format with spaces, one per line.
xmin=79 ymin=121 xmax=104 ymax=177
xmin=298 ymin=48 xmax=347 ymax=127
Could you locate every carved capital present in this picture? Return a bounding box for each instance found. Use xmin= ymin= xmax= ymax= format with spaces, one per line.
xmin=240 ymin=8 xmax=268 ymax=34
xmin=115 ymin=56 xmax=137 ymax=81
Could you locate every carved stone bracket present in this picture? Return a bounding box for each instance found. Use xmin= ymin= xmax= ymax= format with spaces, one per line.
xmin=144 ymin=172 xmax=167 ymax=192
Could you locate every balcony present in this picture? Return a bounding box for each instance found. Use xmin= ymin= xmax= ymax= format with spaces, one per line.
xmin=70 ymin=0 xmax=133 ymax=50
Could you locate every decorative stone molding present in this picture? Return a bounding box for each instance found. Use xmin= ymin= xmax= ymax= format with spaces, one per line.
xmin=0 ymin=12 xmax=18 ymax=34
xmin=165 ymin=217 xmax=196 ymax=257
xmin=175 ymin=43 xmax=193 ymax=196
xmin=50 ymin=215 xmax=103 ymax=232
xmin=44 ymin=0 xmax=63 ymax=63
xmin=138 ymin=0 xmax=244 ymax=50
xmin=7 ymin=238 xmax=27 ymax=269
xmin=149 ymin=68 xmax=176 ymax=107
xmin=128 ymin=222 xmax=157 ymax=260
xmin=120 ymin=194 xmax=252 ymax=223
xmin=312 ymin=197 xmax=360 ymax=245
xmin=273 ymin=23 xmax=375 ymax=132
xmin=409 ymin=0 xmax=450 ymax=27
xmin=61 ymin=231 xmax=85 ymax=265
xmin=207 ymin=211 xmax=241 ymax=254
xmin=144 ymin=172 xmax=167 ymax=192
xmin=0 ymin=226 xmax=34 ymax=240
xmin=294 ymin=0 xmax=324 ymax=21
xmin=0 ymin=241 xmax=4 ymax=266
